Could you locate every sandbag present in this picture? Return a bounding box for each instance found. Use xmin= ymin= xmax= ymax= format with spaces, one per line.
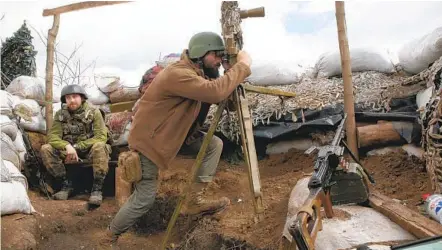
xmin=0 ymin=132 xmax=20 ymax=170
xmin=13 ymin=130 xmax=27 ymax=164
xmin=0 ymin=115 xmax=18 ymax=141
xmin=2 ymin=160 xmax=27 ymax=189
xmin=113 ymin=122 xmax=130 ymax=146
xmin=416 ymin=86 xmax=434 ymax=111
xmin=94 ymin=74 xmax=121 ymax=93
xmin=0 ymin=90 xmax=14 ymax=117
xmin=78 ymin=77 xmax=109 ymax=105
xmin=246 ymin=62 xmax=303 ymax=86
xmin=5 ymin=76 xmax=59 ymax=104
xmin=1 ymin=160 xmax=11 ymax=182
xmin=314 ymin=48 xmax=396 ymax=78
xmin=13 ymin=99 xmax=41 ymax=120
xmin=398 ymin=27 xmax=442 ymax=74
xmin=109 ymin=87 xmax=140 ymax=103
xmin=19 ymin=113 xmax=46 ymax=134
xmin=105 ymin=111 xmax=132 ymax=145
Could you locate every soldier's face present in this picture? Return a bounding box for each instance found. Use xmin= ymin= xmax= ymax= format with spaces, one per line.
xmin=65 ymin=94 xmax=82 ymax=111
xmin=203 ymin=51 xmax=223 ymax=69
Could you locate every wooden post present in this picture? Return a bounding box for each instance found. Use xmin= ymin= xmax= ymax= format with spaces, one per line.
xmin=335 ymin=1 xmax=359 ymax=160
xmin=44 ymin=14 xmax=59 ymax=133
xmin=42 ymin=1 xmax=131 ymax=133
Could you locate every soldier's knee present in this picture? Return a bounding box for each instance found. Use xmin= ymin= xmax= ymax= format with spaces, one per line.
xmin=41 ymin=144 xmax=53 ymax=154
xmin=91 ymin=142 xmax=106 ymax=151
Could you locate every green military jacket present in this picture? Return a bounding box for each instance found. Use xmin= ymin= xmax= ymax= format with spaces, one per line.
xmin=48 ymin=101 xmax=108 ymax=151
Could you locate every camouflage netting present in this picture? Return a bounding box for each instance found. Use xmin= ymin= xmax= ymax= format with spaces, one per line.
xmin=204 ymin=71 xmax=415 ymax=144
xmin=420 ymin=56 xmax=442 ymax=193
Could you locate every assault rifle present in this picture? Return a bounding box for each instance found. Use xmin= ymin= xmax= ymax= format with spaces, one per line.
xmin=288 ymin=114 xmax=375 ymax=250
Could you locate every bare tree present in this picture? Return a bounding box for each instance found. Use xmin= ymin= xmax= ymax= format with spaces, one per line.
xmin=29 ymin=23 xmax=97 ymax=88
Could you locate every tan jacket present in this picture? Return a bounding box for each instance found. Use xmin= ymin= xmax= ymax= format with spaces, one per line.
xmin=128 ymin=52 xmax=251 ymax=170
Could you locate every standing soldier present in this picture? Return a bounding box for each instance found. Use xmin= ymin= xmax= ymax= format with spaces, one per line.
xmin=40 ymin=84 xmax=111 ymax=206
xmin=103 ymin=31 xmax=252 ymax=247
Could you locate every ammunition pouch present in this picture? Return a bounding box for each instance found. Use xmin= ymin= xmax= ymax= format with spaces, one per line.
xmin=118 ymin=150 xmax=142 ymax=183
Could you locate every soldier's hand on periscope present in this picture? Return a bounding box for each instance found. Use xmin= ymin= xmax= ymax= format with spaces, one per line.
xmin=237 ymin=50 xmax=252 ymax=67
xmin=65 ymin=144 xmax=79 ymax=163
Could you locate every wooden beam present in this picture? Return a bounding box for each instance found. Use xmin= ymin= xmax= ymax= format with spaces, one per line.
xmin=44 ymin=14 xmax=60 ymax=134
xmin=42 ymin=1 xmax=131 ymax=16
xmin=369 ymin=190 xmax=442 ymax=238
xmin=357 ymin=122 xmax=403 ymax=148
xmin=335 ymin=1 xmax=359 ymax=160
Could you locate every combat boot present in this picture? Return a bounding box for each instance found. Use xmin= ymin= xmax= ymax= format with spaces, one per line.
xmin=89 ymin=176 xmax=105 ymax=206
xmin=181 ymin=183 xmax=230 ymax=216
xmin=53 ymin=178 xmax=73 ymax=200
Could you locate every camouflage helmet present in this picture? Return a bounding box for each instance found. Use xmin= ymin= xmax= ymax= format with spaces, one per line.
xmin=188 ymin=31 xmax=225 ymax=59
xmin=60 ymin=84 xmax=88 ymax=103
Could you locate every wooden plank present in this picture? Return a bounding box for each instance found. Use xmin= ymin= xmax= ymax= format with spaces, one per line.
xmin=357 ymin=122 xmax=402 ymax=148
xmin=369 ymin=190 xmax=442 ymax=238
xmin=44 ymin=14 xmax=60 ymax=134
xmin=43 ymin=1 xmax=131 ymax=16
xmin=109 ymin=100 xmax=137 ymax=113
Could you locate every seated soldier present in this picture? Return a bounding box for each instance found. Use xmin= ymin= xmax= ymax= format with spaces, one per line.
xmin=40 ymin=84 xmax=111 ymax=205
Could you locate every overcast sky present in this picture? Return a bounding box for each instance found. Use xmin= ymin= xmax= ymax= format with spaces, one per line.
xmin=1 ymin=1 xmax=442 ymax=86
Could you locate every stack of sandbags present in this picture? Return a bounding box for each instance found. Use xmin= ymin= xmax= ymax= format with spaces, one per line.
xmin=1 ymin=159 xmax=35 ymax=216
xmin=313 ymin=47 xmax=396 ymax=78
xmin=0 ymin=115 xmax=27 ymax=168
xmin=5 ymin=76 xmax=61 ymax=104
xmin=94 ymin=73 xmax=140 ymax=104
xmin=77 ymin=77 xmax=109 ymax=105
xmin=398 ymin=26 xmax=442 ymax=74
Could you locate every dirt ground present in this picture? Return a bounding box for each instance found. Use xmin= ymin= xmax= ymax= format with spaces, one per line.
xmin=1 ymin=148 xmax=433 ymax=250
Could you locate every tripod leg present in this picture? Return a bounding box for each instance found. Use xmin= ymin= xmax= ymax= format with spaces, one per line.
xmin=233 ymin=88 xmax=264 ymax=216
xmin=161 ymin=100 xmax=227 ymax=250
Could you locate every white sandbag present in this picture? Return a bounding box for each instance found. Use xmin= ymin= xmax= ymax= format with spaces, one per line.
xmin=13 ymin=99 xmax=42 ymax=118
xmin=19 ymin=113 xmax=46 ymax=134
xmin=13 ymin=130 xmax=26 ymax=164
xmin=94 ymin=74 xmax=121 ymax=93
xmin=113 ymin=122 xmax=131 ymax=146
xmin=0 ymin=132 xmax=20 ymax=170
xmin=0 ymin=115 xmax=18 ymax=141
xmin=77 ymin=77 xmax=110 ymax=105
xmin=282 ymin=177 xmax=415 ymax=249
xmin=2 ymin=160 xmax=27 ymax=189
xmin=314 ymin=48 xmax=396 ymax=78
xmin=1 ymin=160 xmax=11 ymax=182
xmin=0 ymin=90 xmax=15 ymax=117
xmin=6 ymin=76 xmax=45 ymax=102
xmin=1 ymin=173 xmax=35 ymax=215
xmin=246 ymin=62 xmax=303 ymax=86
xmin=398 ymin=27 xmax=442 ymax=74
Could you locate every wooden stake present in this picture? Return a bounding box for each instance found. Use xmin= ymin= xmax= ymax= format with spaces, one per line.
xmin=335 ymin=1 xmax=359 ymax=160
xmin=44 ymin=14 xmax=59 ymax=133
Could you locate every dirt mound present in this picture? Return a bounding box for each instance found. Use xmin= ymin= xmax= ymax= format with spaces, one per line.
xmin=362 ymin=150 xmax=433 ymax=210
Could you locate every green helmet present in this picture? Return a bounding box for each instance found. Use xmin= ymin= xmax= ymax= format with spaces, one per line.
xmin=60 ymin=84 xmax=88 ymax=103
xmin=188 ymin=31 xmax=225 ymax=59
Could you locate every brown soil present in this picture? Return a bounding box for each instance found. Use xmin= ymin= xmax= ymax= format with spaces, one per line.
xmin=361 ymin=150 xmax=433 ymax=210
xmin=1 ymin=148 xmax=432 ymax=250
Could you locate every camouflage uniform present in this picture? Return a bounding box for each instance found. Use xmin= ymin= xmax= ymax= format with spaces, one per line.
xmin=41 ymin=101 xmax=111 ymax=201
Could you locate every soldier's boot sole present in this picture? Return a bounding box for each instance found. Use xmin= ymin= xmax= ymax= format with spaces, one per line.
xmin=181 ymin=197 xmax=230 ymax=217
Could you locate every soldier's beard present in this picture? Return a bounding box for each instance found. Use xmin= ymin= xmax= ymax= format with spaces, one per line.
xmin=202 ymin=62 xmax=220 ymax=79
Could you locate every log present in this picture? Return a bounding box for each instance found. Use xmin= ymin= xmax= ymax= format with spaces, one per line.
xmin=357 ymin=122 xmax=403 ymax=148
xmin=44 ymin=14 xmax=59 ymax=134
xmin=42 ymin=1 xmax=131 ymax=16
xmin=369 ymin=190 xmax=442 ymax=238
